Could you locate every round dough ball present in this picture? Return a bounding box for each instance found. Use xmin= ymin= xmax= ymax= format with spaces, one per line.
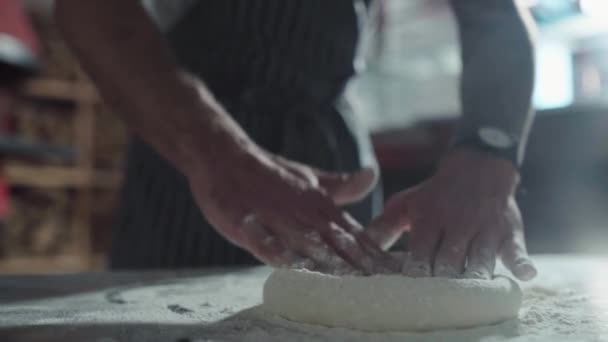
xmin=263 ymin=269 xmax=522 ymax=332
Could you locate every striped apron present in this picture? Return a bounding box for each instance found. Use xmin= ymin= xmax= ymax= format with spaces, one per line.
xmin=110 ymin=0 xmax=381 ymax=269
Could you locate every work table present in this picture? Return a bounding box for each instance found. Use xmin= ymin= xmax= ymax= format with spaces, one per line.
xmin=0 ymin=255 xmax=607 ymax=341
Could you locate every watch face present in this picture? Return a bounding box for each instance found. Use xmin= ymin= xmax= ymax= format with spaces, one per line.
xmin=478 ymin=126 xmax=514 ymax=149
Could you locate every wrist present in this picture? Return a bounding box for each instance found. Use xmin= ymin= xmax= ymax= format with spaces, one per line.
xmin=143 ymin=74 xmax=255 ymax=177
xmin=452 ymin=126 xmax=522 ymax=170
xmin=171 ymin=103 xmax=257 ymax=178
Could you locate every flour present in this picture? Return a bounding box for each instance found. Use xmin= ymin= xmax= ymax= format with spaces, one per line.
xmin=207 ymin=260 xmax=608 ymax=342
xmin=1 ymin=256 xmax=607 ymax=342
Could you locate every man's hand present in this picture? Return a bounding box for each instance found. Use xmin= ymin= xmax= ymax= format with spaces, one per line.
xmin=367 ymin=147 xmax=537 ymax=281
xmin=186 ymin=139 xmax=397 ymax=275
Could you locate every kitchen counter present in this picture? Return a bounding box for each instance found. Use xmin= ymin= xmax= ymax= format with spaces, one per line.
xmin=0 ymin=255 xmax=607 ymax=341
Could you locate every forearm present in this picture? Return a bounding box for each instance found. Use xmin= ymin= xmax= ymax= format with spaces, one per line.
xmin=54 ymin=0 xmax=250 ymax=173
xmin=450 ymin=0 xmax=536 ymax=166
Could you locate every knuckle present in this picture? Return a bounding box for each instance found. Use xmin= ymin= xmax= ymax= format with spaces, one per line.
xmin=303 ymin=231 xmax=323 ymax=244
xmin=303 ymin=243 xmax=331 ymax=261
xmin=328 ymin=227 xmax=358 ymax=251
xmin=327 ymin=223 xmax=344 ymax=234
xmin=442 ymin=242 xmax=468 ymax=258
xmin=474 ymin=246 xmax=495 ymax=260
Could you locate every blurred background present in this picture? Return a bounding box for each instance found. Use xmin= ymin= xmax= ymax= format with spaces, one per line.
xmin=0 ymin=0 xmax=607 ymax=273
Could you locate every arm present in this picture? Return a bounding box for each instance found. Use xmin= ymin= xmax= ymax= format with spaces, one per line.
xmin=368 ymin=1 xmax=537 ymax=280
xmin=451 ymin=0 xmax=536 ymax=167
xmin=54 ymin=0 xmax=247 ymax=174
xmin=442 ymin=0 xmax=537 ymax=278
xmin=55 ymin=0 xmax=394 ymax=274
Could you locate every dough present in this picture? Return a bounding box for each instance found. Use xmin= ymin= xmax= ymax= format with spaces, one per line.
xmin=262 ymin=269 xmax=522 ymax=332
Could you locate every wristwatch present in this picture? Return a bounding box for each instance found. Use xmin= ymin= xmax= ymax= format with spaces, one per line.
xmin=454 ymin=126 xmax=521 ymax=169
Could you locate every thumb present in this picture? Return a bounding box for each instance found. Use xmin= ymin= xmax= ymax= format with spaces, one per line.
xmin=366 ymin=191 xmax=412 ymax=250
xmin=269 ymin=154 xmax=377 ymax=204
xmin=500 ymin=232 xmax=537 ymax=281
xmin=317 ymin=167 xmax=378 ymax=205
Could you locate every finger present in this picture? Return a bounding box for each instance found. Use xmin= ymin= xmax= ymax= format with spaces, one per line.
xmin=316 ymin=221 xmax=377 ymax=275
xmin=267 ymin=155 xmax=319 ymax=187
xmin=297 ymin=230 xmax=358 ymax=275
xmin=433 ymin=233 xmax=470 ymax=278
xmin=366 ymin=200 xmax=410 ymax=250
xmin=304 ymin=195 xmax=396 ymax=274
xmin=273 ymin=156 xmax=378 ymax=205
xmin=262 ymin=211 xmax=356 ymax=275
xmin=500 ymin=232 xmax=537 ymax=281
xmin=464 ymin=233 xmax=498 ymax=279
xmin=298 ymin=208 xmax=377 ymax=274
xmin=366 ymin=191 xmax=412 ymax=250
xmin=332 ymin=212 xmax=401 ymax=273
xmin=263 ymin=188 xmax=379 ymax=274
xmin=404 ymin=223 xmax=441 ymax=277
xmin=316 ymin=167 xmax=378 ymax=205
xmin=326 ymin=211 xmax=376 ymax=253
xmin=240 ymin=219 xmax=305 ymax=268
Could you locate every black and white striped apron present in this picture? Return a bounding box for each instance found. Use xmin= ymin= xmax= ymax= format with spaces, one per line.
xmin=110 ymin=0 xmax=381 ymax=269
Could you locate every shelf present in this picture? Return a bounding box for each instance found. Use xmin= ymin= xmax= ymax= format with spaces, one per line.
xmin=0 ymin=136 xmax=77 ymax=163
xmin=19 ymin=78 xmax=99 ymax=103
xmin=4 ymin=163 xmax=122 ymax=189
xmin=0 ymin=254 xmax=106 ymax=274
xmin=95 ymin=169 xmax=124 ymax=189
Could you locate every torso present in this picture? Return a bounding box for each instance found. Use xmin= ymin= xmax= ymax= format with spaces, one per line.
xmin=147 ymin=0 xmax=368 ymax=94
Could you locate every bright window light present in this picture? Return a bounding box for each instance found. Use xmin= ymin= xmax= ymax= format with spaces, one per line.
xmin=533 ymin=42 xmax=574 ymax=109
xmin=580 ymin=0 xmax=608 ymax=16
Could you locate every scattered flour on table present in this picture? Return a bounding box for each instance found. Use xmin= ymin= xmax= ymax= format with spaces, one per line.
xmin=1 ymin=259 xmax=607 ymax=342
xmin=182 ymin=279 xmax=608 ymax=342
xmin=195 ymin=267 xmax=608 ymax=342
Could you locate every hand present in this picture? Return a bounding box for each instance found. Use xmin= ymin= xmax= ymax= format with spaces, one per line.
xmin=185 ymin=140 xmax=397 ymax=275
xmin=367 ymin=147 xmax=537 ymax=280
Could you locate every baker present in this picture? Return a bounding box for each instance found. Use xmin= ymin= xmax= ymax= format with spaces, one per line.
xmin=54 ymin=0 xmax=537 ymax=280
